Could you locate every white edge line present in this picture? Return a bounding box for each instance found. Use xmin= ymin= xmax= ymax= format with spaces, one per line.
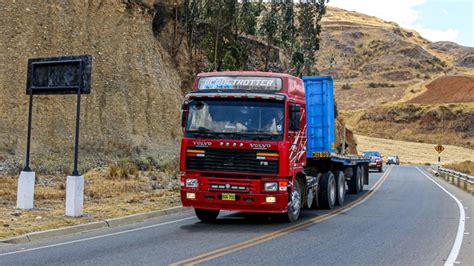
xmin=416 ymin=167 xmax=465 ymax=266
xmin=0 ymin=216 xmax=196 ymax=257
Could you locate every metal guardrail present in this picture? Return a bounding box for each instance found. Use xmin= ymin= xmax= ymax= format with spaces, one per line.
xmin=438 ymin=167 xmax=474 ymax=182
xmin=433 ymin=167 xmax=474 ymax=194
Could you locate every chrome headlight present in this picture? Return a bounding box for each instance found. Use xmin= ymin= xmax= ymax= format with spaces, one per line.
xmin=186 ymin=178 xmax=198 ymax=188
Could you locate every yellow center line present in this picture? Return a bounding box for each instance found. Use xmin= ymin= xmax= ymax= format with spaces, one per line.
xmin=170 ymin=166 xmax=393 ymax=266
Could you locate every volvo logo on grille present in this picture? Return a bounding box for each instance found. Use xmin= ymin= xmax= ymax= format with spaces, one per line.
xmin=193 ymin=141 xmax=212 ymax=147
xmin=225 ymin=184 xmax=231 ymax=189
xmin=250 ymin=143 xmax=271 ymax=150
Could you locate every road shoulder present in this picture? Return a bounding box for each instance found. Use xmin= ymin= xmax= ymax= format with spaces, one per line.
xmin=0 ymin=206 xmax=188 ymax=245
xmin=420 ymin=167 xmax=473 ymax=265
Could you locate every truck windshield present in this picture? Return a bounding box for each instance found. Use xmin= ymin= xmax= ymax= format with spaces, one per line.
xmin=186 ymin=99 xmax=284 ymax=140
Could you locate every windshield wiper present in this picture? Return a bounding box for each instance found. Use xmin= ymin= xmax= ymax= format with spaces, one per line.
xmin=243 ymin=132 xmax=279 ymax=140
xmin=187 ymin=129 xmax=216 ymax=138
xmin=216 ymin=132 xmax=244 ymax=140
xmin=187 ymin=130 xmax=244 ymax=140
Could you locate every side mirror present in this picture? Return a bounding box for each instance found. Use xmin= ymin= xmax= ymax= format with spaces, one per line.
xmin=289 ymin=104 xmax=301 ymax=131
xmin=181 ymin=102 xmax=189 ymax=128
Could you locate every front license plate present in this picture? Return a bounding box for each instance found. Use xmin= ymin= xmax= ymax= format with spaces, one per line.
xmin=222 ymin=193 xmax=235 ymax=201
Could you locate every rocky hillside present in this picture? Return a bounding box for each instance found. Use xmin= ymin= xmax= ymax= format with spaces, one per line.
xmin=0 ymin=1 xmax=184 ymax=164
xmin=427 ymin=41 xmax=474 ymax=68
xmin=317 ymin=7 xmax=473 ymax=110
xmin=318 ymin=7 xmax=473 ymax=149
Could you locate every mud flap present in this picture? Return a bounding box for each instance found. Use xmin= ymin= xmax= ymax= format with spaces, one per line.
xmin=363 ymin=164 xmax=369 ymax=185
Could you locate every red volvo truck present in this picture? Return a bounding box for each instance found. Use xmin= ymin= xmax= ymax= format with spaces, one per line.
xmin=180 ymin=72 xmax=369 ymax=222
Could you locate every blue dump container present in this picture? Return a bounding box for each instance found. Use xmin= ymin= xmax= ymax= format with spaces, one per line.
xmin=303 ymin=76 xmax=336 ymax=158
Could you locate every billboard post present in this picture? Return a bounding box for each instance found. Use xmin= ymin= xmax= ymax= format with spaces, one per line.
xmin=17 ymin=55 xmax=92 ymax=217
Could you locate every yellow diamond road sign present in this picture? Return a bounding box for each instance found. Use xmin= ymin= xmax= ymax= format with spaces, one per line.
xmin=435 ymin=144 xmax=445 ymax=154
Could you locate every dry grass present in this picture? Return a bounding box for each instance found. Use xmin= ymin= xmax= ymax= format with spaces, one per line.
xmin=355 ymin=135 xmax=474 ymax=165
xmin=342 ymin=103 xmax=474 ymax=149
xmin=0 ymin=168 xmax=180 ymax=239
xmin=444 ymin=161 xmax=474 ymax=176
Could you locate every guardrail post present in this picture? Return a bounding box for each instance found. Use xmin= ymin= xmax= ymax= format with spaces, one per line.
xmin=434 ymin=167 xmax=474 ymax=195
xmin=467 ymin=181 xmax=474 ymax=194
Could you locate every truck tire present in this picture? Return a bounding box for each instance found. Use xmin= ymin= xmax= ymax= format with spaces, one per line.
xmin=348 ymin=166 xmax=362 ymax=194
xmin=378 ymin=165 xmax=383 ymax=173
xmin=195 ymin=208 xmax=219 ymax=222
xmin=318 ymin=171 xmax=336 ymax=209
xmin=334 ymin=170 xmax=346 ymax=206
xmin=283 ymin=178 xmax=302 ymax=222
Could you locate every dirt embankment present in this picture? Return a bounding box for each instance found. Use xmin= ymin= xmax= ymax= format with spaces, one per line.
xmin=408 ymin=76 xmax=474 ymax=103
xmin=0 ymin=2 xmax=184 ymax=165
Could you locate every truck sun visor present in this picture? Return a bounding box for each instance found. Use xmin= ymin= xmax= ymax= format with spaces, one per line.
xmin=198 ymin=76 xmax=282 ymax=91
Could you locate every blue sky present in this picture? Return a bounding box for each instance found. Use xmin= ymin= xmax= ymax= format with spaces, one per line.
xmin=328 ymin=0 xmax=473 ymax=47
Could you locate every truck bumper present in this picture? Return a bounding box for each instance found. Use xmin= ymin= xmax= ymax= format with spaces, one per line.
xmin=180 ymin=189 xmax=289 ymax=213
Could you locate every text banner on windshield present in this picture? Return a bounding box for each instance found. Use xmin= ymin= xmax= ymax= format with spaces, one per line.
xmin=197 ymin=76 xmax=282 ymax=91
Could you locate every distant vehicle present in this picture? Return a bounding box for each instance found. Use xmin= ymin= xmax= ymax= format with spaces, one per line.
xmin=386 ymin=155 xmax=400 ymax=165
xmin=363 ymin=150 xmax=383 ymax=172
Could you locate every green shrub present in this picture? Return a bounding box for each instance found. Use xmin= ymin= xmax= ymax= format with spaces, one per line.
xmin=341 ymin=83 xmax=352 ymax=90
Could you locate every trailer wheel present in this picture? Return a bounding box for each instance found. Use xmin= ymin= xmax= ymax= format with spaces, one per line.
xmin=348 ymin=166 xmax=362 ymax=194
xmin=283 ymin=178 xmax=302 ymax=222
xmin=318 ymin=171 xmax=336 ymax=209
xmin=334 ymin=170 xmax=346 ymax=206
xmin=195 ymin=208 xmax=219 ymax=222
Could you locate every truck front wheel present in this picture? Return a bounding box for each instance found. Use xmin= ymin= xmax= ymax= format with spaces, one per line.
xmin=319 ymin=171 xmax=336 ymax=209
xmin=283 ymin=178 xmax=302 ymax=222
xmin=195 ymin=208 xmax=219 ymax=222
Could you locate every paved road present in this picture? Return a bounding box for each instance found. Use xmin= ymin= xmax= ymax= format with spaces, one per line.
xmin=0 ymin=166 xmax=472 ymax=265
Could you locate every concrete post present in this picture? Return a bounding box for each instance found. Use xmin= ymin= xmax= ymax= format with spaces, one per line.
xmin=65 ymin=175 xmax=84 ymax=217
xmin=17 ymin=171 xmax=36 ymax=209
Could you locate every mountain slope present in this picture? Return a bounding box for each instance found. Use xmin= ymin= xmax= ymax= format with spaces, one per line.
xmin=317 ymin=7 xmax=473 ymax=110
xmin=0 ymin=1 xmax=183 ymax=161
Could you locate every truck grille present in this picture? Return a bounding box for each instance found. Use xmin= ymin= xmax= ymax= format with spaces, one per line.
xmin=186 ymin=148 xmax=278 ymax=174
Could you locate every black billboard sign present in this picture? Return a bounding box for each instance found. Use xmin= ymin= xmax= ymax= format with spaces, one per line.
xmin=26 ymin=55 xmax=92 ymax=95
xmin=23 ymin=55 xmax=92 ymax=176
